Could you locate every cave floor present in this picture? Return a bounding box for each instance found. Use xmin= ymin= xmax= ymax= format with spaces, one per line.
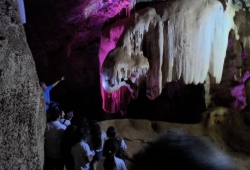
xmin=99 ymin=108 xmax=250 ymax=170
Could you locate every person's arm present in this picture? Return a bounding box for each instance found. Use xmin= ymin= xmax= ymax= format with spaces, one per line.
xmin=52 ymin=76 xmax=65 ymax=87
xmin=84 ymin=150 xmax=95 ymax=163
xmin=83 ymin=145 xmax=95 ymax=163
xmin=85 ymin=155 xmax=93 ymax=163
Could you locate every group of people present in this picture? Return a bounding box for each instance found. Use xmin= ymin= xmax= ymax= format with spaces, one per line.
xmin=43 ymin=105 xmax=130 ymax=170
xmin=40 ymin=78 xmax=130 ymax=170
xmin=40 ymin=78 xmax=238 ymax=170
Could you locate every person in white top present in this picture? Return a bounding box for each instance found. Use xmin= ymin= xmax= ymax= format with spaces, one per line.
xmin=60 ymin=111 xmax=74 ymax=127
xmin=96 ymin=138 xmax=127 ymax=170
xmin=44 ymin=108 xmax=66 ymax=170
xmin=71 ymin=128 xmax=95 ymax=170
xmin=106 ymin=126 xmax=134 ymax=163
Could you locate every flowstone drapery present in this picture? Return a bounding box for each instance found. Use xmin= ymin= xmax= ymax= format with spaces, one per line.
xmin=99 ymin=0 xmax=238 ymax=113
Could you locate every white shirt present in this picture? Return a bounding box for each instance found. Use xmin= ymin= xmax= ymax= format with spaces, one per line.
xmin=71 ymin=141 xmax=95 ymax=170
xmin=119 ymin=138 xmax=127 ymax=151
xmin=96 ymin=156 xmax=127 ymax=170
xmin=59 ymin=118 xmax=71 ymax=127
xmin=45 ymin=120 xmax=66 ymax=158
xmin=86 ymin=131 xmax=107 ymax=152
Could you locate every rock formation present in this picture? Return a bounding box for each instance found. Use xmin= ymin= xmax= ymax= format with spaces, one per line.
xmin=100 ymin=0 xmax=250 ymax=115
xmin=0 ymin=0 xmax=45 ymax=169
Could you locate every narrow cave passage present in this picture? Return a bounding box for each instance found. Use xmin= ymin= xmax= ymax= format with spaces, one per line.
xmin=126 ymin=80 xmax=206 ymax=123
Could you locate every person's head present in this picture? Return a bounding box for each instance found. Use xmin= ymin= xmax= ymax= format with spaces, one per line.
xmin=60 ymin=110 xmax=65 ymax=119
xmin=90 ymin=120 xmax=101 ymax=133
xmin=76 ymin=116 xmax=90 ymax=133
xmin=103 ymin=138 xmax=119 ymax=170
xmin=66 ymin=111 xmax=74 ymax=120
xmin=74 ymin=127 xmax=88 ymax=143
xmin=106 ymin=126 xmax=116 ymax=138
xmin=132 ymin=133 xmax=239 ymax=170
xmin=39 ymin=82 xmax=47 ymax=91
xmin=49 ymin=108 xmax=61 ymax=121
xmin=90 ymin=120 xmax=102 ymax=150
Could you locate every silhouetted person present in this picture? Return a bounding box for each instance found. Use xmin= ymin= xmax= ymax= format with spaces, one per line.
xmin=61 ymin=124 xmax=77 ymax=170
xmin=87 ymin=120 xmax=107 ymax=169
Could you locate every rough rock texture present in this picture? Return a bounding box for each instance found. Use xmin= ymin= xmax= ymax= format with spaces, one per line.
xmin=100 ymin=1 xmax=250 ymax=116
xmin=22 ymin=0 xmax=250 ymax=120
xmin=100 ymin=107 xmax=250 ymax=170
xmin=0 ymin=0 xmax=45 ymax=169
xmin=100 ymin=0 xmax=238 ymax=108
xmin=211 ymin=9 xmax=250 ymax=111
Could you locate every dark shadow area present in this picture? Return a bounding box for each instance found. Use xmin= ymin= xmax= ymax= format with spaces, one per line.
xmin=126 ymin=80 xmax=206 ymax=124
xmin=132 ymin=133 xmax=238 ymax=170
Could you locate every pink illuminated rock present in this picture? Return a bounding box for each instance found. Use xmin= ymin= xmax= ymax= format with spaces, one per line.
xmin=230 ymin=71 xmax=250 ymax=111
xmin=99 ymin=0 xmax=238 ymax=113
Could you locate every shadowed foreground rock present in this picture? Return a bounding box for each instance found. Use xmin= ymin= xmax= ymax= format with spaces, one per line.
xmin=0 ymin=1 xmax=45 ymax=169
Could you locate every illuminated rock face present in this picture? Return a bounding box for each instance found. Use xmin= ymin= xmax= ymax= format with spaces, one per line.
xmin=0 ymin=0 xmax=45 ymax=169
xmin=100 ymin=0 xmax=238 ymax=113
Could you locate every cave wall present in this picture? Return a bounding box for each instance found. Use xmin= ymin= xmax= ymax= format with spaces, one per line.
xmin=22 ymin=0 xmax=250 ymax=120
xmin=211 ymin=10 xmax=250 ymax=111
xmin=23 ymin=0 xmax=134 ymax=119
xmin=100 ymin=0 xmax=240 ymax=116
xmin=0 ymin=0 xmax=45 ymax=169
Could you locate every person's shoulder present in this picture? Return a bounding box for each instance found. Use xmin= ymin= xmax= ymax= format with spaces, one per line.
xmin=65 ymin=120 xmax=71 ymax=126
xmin=47 ymin=85 xmax=53 ymax=90
xmin=102 ymin=130 xmax=107 ymax=136
xmin=80 ymin=141 xmax=90 ymax=148
xmin=114 ymin=156 xmax=125 ymax=164
xmin=115 ymin=157 xmax=127 ymax=170
xmin=55 ymin=121 xmax=67 ymax=129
